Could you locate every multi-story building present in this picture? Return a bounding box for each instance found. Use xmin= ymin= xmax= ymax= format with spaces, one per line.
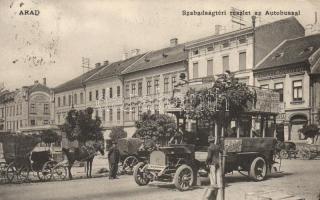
xmin=253 ymin=34 xmax=320 ymax=142
xmin=0 ymin=78 xmax=53 ymax=132
xmin=121 ymin=38 xmax=188 ymax=135
xmin=53 ymin=54 xmax=146 ymax=138
xmin=185 ymin=17 xmax=305 ymax=85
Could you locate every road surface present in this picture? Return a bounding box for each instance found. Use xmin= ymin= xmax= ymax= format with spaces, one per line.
xmin=0 ymin=159 xmax=319 ymax=200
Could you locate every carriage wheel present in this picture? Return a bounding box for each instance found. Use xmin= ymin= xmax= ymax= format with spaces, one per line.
xmin=37 ymin=161 xmax=57 ymax=182
xmin=52 ymin=164 xmax=67 ymax=181
xmin=0 ymin=162 xmax=8 ymax=184
xmin=17 ymin=165 xmax=30 ymax=183
xmin=173 ymin=165 xmax=194 ymax=191
xmin=279 ymin=150 xmax=289 ymax=159
xmin=300 ymin=149 xmax=312 ymax=160
xmin=123 ymin=156 xmax=139 ymax=175
xmin=6 ymin=162 xmax=19 ymax=183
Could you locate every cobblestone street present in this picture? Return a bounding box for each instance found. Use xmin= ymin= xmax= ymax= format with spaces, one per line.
xmin=0 ymin=159 xmax=319 ymax=200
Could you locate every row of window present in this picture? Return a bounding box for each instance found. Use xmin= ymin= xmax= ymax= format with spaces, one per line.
xmin=260 ymin=80 xmax=303 ymax=102
xmin=4 ymin=104 xmax=23 ymax=117
xmin=89 ymin=86 xmax=121 ymax=102
xmin=30 ymin=103 xmax=50 ymax=114
xmin=125 ymin=76 xmax=176 ymax=97
xmin=5 ymin=119 xmax=48 ymax=130
xmin=192 ymin=52 xmax=246 ymax=78
xmin=57 ymin=92 xmax=84 ymax=107
xmin=57 ymin=87 xmax=122 ymax=107
xmin=192 ymin=37 xmax=248 ymax=57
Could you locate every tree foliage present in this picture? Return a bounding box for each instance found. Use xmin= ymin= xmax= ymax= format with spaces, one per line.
xmin=135 ymin=112 xmax=177 ymax=143
xmin=182 ymin=71 xmax=255 ymax=124
xmin=61 ymin=107 xmax=104 ymax=143
xmin=40 ymin=129 xmax=61 ymax=145
xmin=299 ymin=124 xmax=319 ymax=139
xmin=109 ymin=126 xmax=127 ymax=141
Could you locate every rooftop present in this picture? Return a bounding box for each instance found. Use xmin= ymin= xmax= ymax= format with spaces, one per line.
xmin=185 ymin=16 xmax=303 ymax=49
xmin=255 ymin=34 xmax=320 ymax=71
xmin=121 ymin=44 xmax=188 ymax=74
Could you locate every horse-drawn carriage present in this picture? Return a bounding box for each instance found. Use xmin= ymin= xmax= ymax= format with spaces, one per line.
xmin=0 ymin=133 xmax=67 ymax=183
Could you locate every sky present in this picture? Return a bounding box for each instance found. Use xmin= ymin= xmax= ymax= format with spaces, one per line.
xmin=0 ymin=0 xmax=319 ymax=90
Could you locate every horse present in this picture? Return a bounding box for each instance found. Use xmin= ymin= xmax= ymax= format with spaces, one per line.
xmin=62 ymin=142 xmax=105 ymax=179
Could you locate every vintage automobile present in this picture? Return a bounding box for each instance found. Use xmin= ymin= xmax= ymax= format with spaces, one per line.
xmin=133 ymin=79 xmax=280 ymax=191
xmin=133 ymin=137 xmax=276 ymax=191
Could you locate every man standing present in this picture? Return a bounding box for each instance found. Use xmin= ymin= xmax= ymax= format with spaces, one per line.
xmin=203 ymin=135 xmax=222 ymax=200
xmin=108 ymin=141 xmax=120 ymax=179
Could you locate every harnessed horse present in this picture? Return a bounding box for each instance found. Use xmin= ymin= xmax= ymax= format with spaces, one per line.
xmin=62 ymin=142 xmax=105 ymax=179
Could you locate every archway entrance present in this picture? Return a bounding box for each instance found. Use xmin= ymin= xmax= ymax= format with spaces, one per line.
xmin=289 ymin=115 xmax=307 ymax=141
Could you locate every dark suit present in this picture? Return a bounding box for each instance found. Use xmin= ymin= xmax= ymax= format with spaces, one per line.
xmin=108 ymin=145 xmax=120 ymax=179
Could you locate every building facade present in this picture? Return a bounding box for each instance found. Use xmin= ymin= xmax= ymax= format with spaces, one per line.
xmin=53 ymin=54 xmax=146 ymax=139
xmin=254 ymin=34 xmax=320 ymax=142
xmin=186 ymin=17 xmax=305 ymax=85
xmin=121 ymin=39 xmax=188 ymax=135
xmin=0 ymin=79 xmax=53 ymax=132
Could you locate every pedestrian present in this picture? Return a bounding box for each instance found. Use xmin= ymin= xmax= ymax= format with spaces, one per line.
xmin=203 ymin=135 xmax=222 ymax=200
xmin=108 ymin=141 xmax=120 ymax=179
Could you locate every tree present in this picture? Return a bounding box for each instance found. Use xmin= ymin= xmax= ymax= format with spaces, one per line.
xmin=40 ymin=129 xmax=61 ymax=146
xmin=61 ymin=107 xmax=104 ymax=143
xmin=109 ymin=126 xmax=127 ymax=141
xmin=135 ymin=112 xmax=177 ymax=144
xmin=183 ymin=71 xmax=255 ymax=125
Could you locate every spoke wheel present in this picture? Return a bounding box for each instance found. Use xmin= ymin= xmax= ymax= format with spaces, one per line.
xmin=123 ymin=156 xmax=139 ymax=175
xmin=52 ymin=164 xmax=67 ymax=181
xmin=0 ymin=162 xmax=8 ymax=184
xmin=38 ymin=161 xmax=57 ymax=182
xmin=279 ymin=150 xmax=289 ymax=159
xmin=300 ymin=149 xmax=312 ymax=160
xmin=17 ymin=165 xmax=30 ymax=183
xmin=133 ymin=162 xmax=150 ymax=186
xmin=249 ymin=157 xmax=267 ymax=181
xmin=173 ymin=165 xmax=194 ymax=191
xmin=6 ymin=162 xmax=19 ymax=183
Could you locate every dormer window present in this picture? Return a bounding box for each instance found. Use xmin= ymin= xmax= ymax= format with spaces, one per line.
xmin=273 ymin=52 xmax=284 ymax=60
xmin=299 ymin=46 xmax=314 ymax=55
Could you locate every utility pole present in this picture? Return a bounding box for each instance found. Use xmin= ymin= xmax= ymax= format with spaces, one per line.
xmin=81 ymin=57 xmax=91 ymax=108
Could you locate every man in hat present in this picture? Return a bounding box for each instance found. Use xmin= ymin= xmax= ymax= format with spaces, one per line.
xmin=108 ymin=141 xmax=120 ymax=179
xmin=206 ymin=135 xmax=222 ymax=187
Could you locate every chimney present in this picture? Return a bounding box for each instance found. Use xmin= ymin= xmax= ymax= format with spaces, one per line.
xmin=170 ymin=38 xmax=178 ymax=47
xmin=130 ymin=49 xmax=140 ymax=57
xmin=122 ymin=52 xmax=129 ymax=60
xmin=95 ymin=62 xmax=101 ymax=68
xmin=43 ymin=78 xmax=46 ymax=86
xmin=215 ymin=25 xmax=222 ymax=35
xmin=34 ymin=80 xmax=39 ymax=84
xmin=103 ymin=60 xmax=109 ymax=66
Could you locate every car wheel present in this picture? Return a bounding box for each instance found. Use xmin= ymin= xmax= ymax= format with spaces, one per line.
xmin=249 ymin=157 xmax=267 ymax=181
xmin=133 ymin=162 xmax=150 ymax=186
xmin=173 ymin=165 xmax=194 ymax=191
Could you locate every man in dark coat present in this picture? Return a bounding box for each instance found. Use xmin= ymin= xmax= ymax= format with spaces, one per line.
xmin=108 ymin=141 xmax=120 ymax=179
